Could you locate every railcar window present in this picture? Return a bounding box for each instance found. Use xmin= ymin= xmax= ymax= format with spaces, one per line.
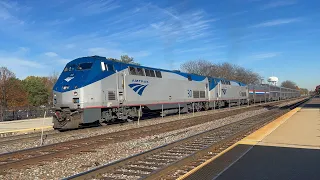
xmin=129 ymin=67 xmax=137 ymax=75
xmin=77 ymin=63 xmax=93 ymax=70
xmin=187 ymin=75 xmax=192 ymax=81
xmin=106 ymin=64 xmax=115 ymax=72
xmin=155 ymin=71 xmax=162 ymax=78
xmin=145 ymin=69 xmax=151 ymax=76
xmin=137 ymin=68 xmax=145 ymax=76
xmin=150 ymin=70 xmax=156 ymax=77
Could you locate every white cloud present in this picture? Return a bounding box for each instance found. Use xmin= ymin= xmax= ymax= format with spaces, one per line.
xmin=71 ymin=0 xmax=120 ymax=16
xmin=173 ymin=45 xmax=226 ymax=54
xmin=148 ymin=7 xmax=217 ymax=42
xmin=0 ymin=56 xmax=45 ymax=76
xmin=56 ymin=58 xmax=70 ymax=64
xmin=249 ymin=52 xmax=281 ymax=59
xmin=44 ymin=52 xmax=59 ymax=57
xmin=88 ymin=47 xmax=123 ymax=58
xmin=252 ymin=18 xmax=300 ymax=28
xmin=0 ymin=1 xmax=24 ymax=24
xmin=261 ymin=0 xmax=297 ymax=9
xmin=18 ymin=47 xmax=29 ymax=53
xmin=47 ymin=17 xmax=74 ymax=26
xmin=65 ymin=44 xmax=75 ymax=49
xmin=130 ymin=51 xmax=150 ymax=58
xmin=88 ymin=48 xmax=150 ymax=59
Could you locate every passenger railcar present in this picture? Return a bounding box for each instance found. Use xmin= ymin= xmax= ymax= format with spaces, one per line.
xmin=52 ymin=56 xmax=248 ymax=130
xmin=249 ymin=84 xmax=300 ymax=103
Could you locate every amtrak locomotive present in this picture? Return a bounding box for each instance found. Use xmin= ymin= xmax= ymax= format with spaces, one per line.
xmin=52 ymin=56 xmax=300 ymax=130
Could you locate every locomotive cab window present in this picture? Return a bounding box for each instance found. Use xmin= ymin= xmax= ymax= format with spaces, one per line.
xmin=129 ymin=67 xmax=137 ymax=75
xmin=155 ymin=70 xmax=162 ymax=78
xmin=106 ymin=64 xmax=115 ymax=72
xmin=77 ymin=63 xmax=93 ymax=70
xmin=136 ymin=68 xmax=145 ymax=76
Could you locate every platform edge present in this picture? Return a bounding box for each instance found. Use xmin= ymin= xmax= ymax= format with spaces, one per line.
xmin=177 ymin=107 xmax=301 ymax=180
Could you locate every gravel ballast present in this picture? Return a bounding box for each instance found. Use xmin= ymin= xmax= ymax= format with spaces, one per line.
xmin=1 ymin=108 xmax=269 ymax=180
xmin=0 ymin=105 xmax=261 ymax=154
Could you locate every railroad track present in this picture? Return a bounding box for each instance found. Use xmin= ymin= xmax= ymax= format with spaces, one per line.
xmin=0 ymin=98 xmax=308 ymax=175
xmin=0 ymin=97 xmax=303 ymax=146
xmin=0 ymin=104 xmax=263 ymax=172
xmin=64 ymin=98 xmax=309 ymax=180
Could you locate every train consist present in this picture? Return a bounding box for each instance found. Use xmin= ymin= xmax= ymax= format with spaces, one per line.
xmin=52 ymin=56 xmax=300 ymax=130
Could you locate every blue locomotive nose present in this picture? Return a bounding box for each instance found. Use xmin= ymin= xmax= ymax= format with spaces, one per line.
xmin=54 ymin=62 xmax=93 ymax=92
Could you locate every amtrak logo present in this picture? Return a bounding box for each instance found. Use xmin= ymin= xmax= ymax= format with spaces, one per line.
xmin=128 ymin=83 xmax=148 ymax=96
xmin=64 ymin=77 xmax=74 ymax=82
xmin=222 ymin=88 xmax=227 ymax=95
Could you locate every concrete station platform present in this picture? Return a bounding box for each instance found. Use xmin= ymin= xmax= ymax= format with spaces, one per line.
xmin=181 ymin=97 xmax=320 ymax=180
xmin=0 ymin=117 xmax=53 ymax=136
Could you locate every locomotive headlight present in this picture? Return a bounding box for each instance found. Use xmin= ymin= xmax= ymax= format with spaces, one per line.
xmin=63 ymin=85 xmax=69 ymax=90
xmin=74 ymin=92 xmax=78 ymax=96
xmin=54 ymin=93 xmax=56 ymax=97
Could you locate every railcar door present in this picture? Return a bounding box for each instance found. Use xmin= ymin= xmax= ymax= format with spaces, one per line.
xmin=117 ymin=71 xmax=125 ymax=104
xmin=218 ymin=82 xmax=221 ymax=98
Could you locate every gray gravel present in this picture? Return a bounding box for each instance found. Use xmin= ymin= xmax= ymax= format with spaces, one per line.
xmin=0 ymin=104 xmax=261 ymax=154
xmin=1 ymin=108 xmax=269 ymax=180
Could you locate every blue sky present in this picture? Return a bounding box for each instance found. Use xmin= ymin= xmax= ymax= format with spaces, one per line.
xmin=0 ymin=0 xmax=319 ymax=90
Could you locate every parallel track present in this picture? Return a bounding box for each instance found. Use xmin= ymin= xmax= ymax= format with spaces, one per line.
xmin=65 ymin=98 xmax=309 ymax=180
xmin=0 ymin=98 xmax=302 ymax=145
xmin=0 ymin=103 xmax=264 ymax=172
xmin=0 ymin=98 xmax=308 ymax=175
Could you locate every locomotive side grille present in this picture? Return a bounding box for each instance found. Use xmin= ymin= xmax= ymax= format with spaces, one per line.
xmin=193 ymin=91 xmax=200 ymax=98
xmin=200 ymin=91 xmax=205 ymax=98
xmin=108 ymin=91 xmax=116 ymax=100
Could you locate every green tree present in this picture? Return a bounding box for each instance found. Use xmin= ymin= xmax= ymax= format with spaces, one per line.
xmin=23 ymin=76 xmax=49 ymax=106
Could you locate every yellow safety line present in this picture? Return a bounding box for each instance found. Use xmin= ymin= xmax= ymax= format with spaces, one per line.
xmin=177 ymin=107 xmax=301 ymax=180
xmin=0 ymin=126 xmax=53 ymax=134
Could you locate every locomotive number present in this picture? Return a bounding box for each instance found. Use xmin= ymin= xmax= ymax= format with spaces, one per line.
xmin=187 ymin=89 xmax=192 ymax=98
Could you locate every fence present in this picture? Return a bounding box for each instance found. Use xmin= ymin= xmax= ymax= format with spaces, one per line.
xmin=1 ymin=106 xmax=54 ymax=121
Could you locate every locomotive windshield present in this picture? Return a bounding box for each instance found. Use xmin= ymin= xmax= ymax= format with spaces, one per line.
xmin=63 ymin=64 xmax=76 ymax=72
xmin=77 ymin=62 xmax=93 ymax=70
xmin=63 ymin=63 xmax=93 ymax=72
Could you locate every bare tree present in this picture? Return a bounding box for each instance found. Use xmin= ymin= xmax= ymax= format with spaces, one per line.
xmin=107 ymin=55 xmax=140 ymax=65
xmin=0 ymin=67 xmax=15 ymax=121
xmin=180 ymin=60 xmax=261 ymax=84
xmin=180 ymin=60 xmax=213 ymax=76
xmin=47 ymin=71 xmax=59 ymax=105
xmin=281 ymin=80 xmax=298 ymax=89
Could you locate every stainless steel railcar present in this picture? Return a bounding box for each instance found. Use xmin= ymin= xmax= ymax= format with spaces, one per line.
xmin=248 ymin=84 xmax=300 ymax=103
